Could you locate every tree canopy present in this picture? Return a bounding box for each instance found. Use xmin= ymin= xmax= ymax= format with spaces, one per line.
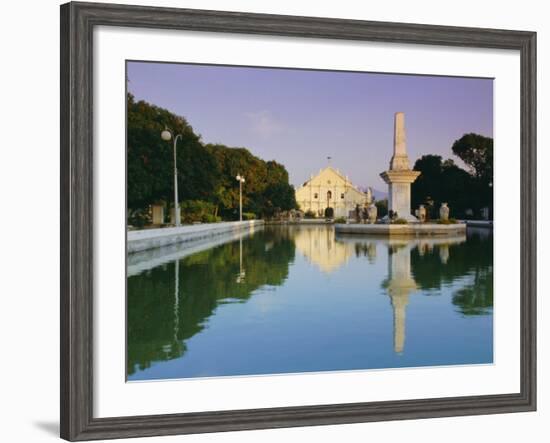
xmin=127 ymin=94 xmax=218 ymax=211
xmin=411 ymin=155 xmax=473 ymax=219
xmin=452 ymin=133 xmax=493 ymax=183
xmin=411 ymin=133 xmax=493 ymax=219
xmin=127 ymin=94 xmax=297 ymax=222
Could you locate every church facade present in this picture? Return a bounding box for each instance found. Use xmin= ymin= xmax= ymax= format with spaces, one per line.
xmin=295 ymin=166 xmax=372 ymax=218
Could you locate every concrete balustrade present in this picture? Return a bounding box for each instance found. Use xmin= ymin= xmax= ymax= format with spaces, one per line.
xmin=128 ymin=220 xmax=264 ymax=253
xmin=335 ymin=222 xmax=466 ymax=236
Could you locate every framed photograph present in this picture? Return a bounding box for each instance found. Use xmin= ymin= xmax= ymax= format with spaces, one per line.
xmin=60 ymin=1 xmax=536 ymax=440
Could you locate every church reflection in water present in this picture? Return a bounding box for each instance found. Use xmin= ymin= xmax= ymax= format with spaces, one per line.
xmin=292 ymin=225 xmax=355 ymax=273
xmin=127 ymin=225 xmax=492 ymax=380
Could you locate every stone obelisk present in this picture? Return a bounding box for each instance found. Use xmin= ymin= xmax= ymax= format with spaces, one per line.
xmin=380 ymin=112 xmax=420 ymax=222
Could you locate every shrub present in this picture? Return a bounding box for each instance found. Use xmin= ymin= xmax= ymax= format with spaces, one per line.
xmin=201 ymin=214 xmax=222 ymax=223
xmin=304 ymin=209 xmax=316 ymax=219
xmin=436 ymin=218 xmax=458 ymax=225
xmin=334 ymin=217 xmax=347 ymax=224
xmin=128 ymin=208 xmax=151 ymax=228
xmin=180 ymin=200 xmax=217 ymax=223
xmin=242 ymin=212 xmax=256 ymax=221
xmin=324 ymin=207 xmax=334 ymax=218
xmin=393 ymin=218 xmax=408 ymax=225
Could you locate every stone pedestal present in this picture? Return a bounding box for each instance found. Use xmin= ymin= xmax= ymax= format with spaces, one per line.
xmin=170 ymin=207 xmax=181 ymax=225
xmin=151 ymin=204 xmax=165 ymax=225
xmin=380 ymin=170 xmax=420 ymax=222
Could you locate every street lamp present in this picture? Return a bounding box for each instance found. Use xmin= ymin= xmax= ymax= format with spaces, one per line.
xmin=161 ymin=128 xmax=182 ymax=227
xmin=235 ymin=174 xmax=245 ymax=221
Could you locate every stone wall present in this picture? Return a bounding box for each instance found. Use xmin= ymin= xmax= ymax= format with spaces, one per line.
xmin=128 ymin=220 xmax=265 ymax=253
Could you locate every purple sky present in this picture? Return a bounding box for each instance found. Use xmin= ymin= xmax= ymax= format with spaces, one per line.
xmin=127 ymin=61 xmax=493 ymax=190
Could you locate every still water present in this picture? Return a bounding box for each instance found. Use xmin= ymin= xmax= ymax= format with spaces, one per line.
xmin=127 ymin=225 xmax=493 ymax=381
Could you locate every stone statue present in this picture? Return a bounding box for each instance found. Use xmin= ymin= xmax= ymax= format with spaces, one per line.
xmin=367 ymin=203 xmax=378 ymax=224
xmin=418 ymin=205 xmax=426 ymax=223
xmin=439 ymin=202 xmax=450 ymax=221
xmin=365 ymin=187 xmax=373 ymax=205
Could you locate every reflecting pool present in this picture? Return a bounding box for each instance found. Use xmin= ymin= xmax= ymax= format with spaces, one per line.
xmin=127 ymin=225 xmax=493 ymax=381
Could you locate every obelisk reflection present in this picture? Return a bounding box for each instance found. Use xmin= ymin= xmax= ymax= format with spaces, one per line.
xmin=383 ymin=241 xmax=418 ymax=354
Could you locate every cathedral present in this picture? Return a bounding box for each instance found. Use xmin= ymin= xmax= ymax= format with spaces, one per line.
xmin=295 ymin=166 xmax=372 ymax=218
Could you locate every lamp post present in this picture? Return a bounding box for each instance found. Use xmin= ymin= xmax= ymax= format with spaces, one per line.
xmin=236 ymin=174 xmax=245 ymax=221
xmin=161 ymin=128 xmax=182 ymax=227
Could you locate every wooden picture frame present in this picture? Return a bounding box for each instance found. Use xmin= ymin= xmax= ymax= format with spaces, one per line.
xmin=60 ymin=1 xmax=536 ymax=440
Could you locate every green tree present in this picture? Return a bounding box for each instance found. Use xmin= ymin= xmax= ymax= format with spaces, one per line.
xmin=452 ymin=133 xmax=493 ymax=182
xmin=411 ymin=133 xmax=493 ymax=220
xmin=127 ymin=94 xmax=296 ymax=223
xmin=205 ymin=144 xmax=296 ymax=219
xmin=412 ymin=154 xmax=480 ymax=219
xmin=127 ymin=94 xmax=220 ymax=213
xmin=452 ymin=133 xmax=493 ymax=218
xmin=375 ymin=199 xmax=388 ymax=218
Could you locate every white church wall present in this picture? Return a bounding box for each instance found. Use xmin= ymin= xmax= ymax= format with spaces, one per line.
xmin=295 ymin=166 xmax=370 ymax=218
